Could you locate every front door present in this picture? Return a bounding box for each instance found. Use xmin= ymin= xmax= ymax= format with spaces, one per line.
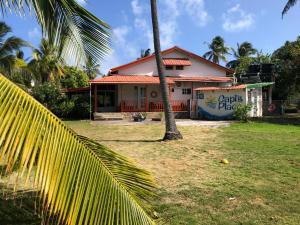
xmin=136 ymin=86 xmax=146 ymax=111
xmin=97 ymin=85 xmax=117 ymax=112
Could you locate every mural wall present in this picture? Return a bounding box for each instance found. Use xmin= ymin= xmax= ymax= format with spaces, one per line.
xmin=197 ymin=89 xmax=246 ymax=120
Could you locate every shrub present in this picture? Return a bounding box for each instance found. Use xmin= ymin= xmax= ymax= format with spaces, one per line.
xmin=32 ymin=82 xmax=74 ymax=118
xmin=60 ymin=66 xmax=89 ymax=88
xmin=233 ymin=104 xmax=252 ymax=122
xmin=69 ymin=94 xmax=91 ymax=119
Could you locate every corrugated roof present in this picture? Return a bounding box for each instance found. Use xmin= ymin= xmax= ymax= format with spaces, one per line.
xmin=90 ymin=75 xmax=233 ymax=84
xmin=194 ymin=85 xmax=246 ymax=91
xmin=162 ymin=58 xmax=192 ymax=66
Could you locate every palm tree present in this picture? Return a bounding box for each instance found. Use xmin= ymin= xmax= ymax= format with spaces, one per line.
xmin=203 ymin=36 xmax=230 ymax=64
xmin=140 ymin=48 xmax=152 ymax=58
xmin=150 ymin=0 xmax=182 ymax=141
xmin=282 ymin=0 xmax=298 ymax=16
xmin=0 ymin=75 xmax=156 ymax=224
xmin=0 ymin=22 xmax=29 ymax=76
xmin=0 ymin=0 xmax=110 ymax=65
xmin=83 ymin=55 xmax=100 ymax=79
xmin=226 ymin=42 xmax=257 ymax=69
xmin=28 ymin=39 xmax=64 ymax=83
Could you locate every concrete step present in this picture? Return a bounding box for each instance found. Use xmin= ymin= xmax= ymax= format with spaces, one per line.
xmin=94 ymin=113 xmax=124 ymax=121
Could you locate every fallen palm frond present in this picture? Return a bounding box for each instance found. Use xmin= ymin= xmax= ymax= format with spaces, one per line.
xmin=0 ymin=74 xmax=156 ymax=225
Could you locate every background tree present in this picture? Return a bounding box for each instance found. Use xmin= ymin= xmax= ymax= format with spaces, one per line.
xmin=150 ymin=0 xmax=182 ymax=140
xmin=282 ymin=0 xmax=298 ymax=16
xmin=203 ymin=36 xmax=230 ymax=64
xmin=272 ymin=37 xmax=300 ymax=99
xmin=0 ymin=22 xmax=29 ymax=76
xmin=0 ymin=0 xmax=110 ymax=65
xmin=83 ymin=55 xmax=101 ymax=79
xmin=61 ymin=66 xmax=89 ymax=88
xmin=140 ymin=48 xmax=152 ymax=58
xmin=28 ymin=39 xmax=64 ymax=84
xmin=227 ymin=42 xmax=257 ymax=69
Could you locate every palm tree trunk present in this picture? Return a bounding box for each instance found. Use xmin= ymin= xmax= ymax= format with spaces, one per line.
xmin=150 ymin=0 xmax=182 ymax=141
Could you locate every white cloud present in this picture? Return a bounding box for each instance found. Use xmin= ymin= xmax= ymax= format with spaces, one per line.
xmin=131 ymin=0 xmax=144 ymax=15
xmin=101 ymin=49 xmax=120 ymax=74
xmin=28 ymin=27 xmax=41 ymax=39
xmin=181 ymin=0 xmax=210 ymax=27
xmin=112 ymin=26 xmax=139 ymax=58
xmin=76 ymin=0 xmax=86 ymax=6
xmin=222 ymin=4 xmax=255 ymax=32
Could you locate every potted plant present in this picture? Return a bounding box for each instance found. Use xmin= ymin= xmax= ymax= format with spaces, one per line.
xmin=132 ymin=112 xmax=147 ymax=122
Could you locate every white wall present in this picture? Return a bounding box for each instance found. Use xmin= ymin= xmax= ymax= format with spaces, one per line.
xmin=117 ymin=51 xmax=227 ymax=77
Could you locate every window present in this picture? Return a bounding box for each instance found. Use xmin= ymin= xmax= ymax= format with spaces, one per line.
xmin=165 ymin=65 xmax=173 ymax=70
xmin=182 ymin=88 xmax=191 ymax=95
xmin=176 ymin=65 xmax=184 ymax=70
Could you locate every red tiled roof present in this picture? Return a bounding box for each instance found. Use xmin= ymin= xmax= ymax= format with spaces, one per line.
xmin=90 ymin=75 xmax=232 ymax=84
xmin=110 ymin=46 xmax=234 ymax=74
xmin=194 ymin=85 xmax=246 ymax=91
xmin=162 ymin=58 xmax=192 ymax=66
xmin=90 ymin=75 xmax=175 ymax=84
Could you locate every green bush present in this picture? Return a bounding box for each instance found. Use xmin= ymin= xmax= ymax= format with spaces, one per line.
xmin=60 ymin=66 xmax=89 ymax=88
xmin=32 ymin=82 xmax=74 ymax=118
xmin=69 ymin=94 xmax=91 ymax=119
xmin=233 ymin=104 xmax=252 ymax=122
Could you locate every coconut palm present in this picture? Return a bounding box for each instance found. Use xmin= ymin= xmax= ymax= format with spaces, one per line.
xmin=226 ymin=42 xmax=257 ymax=69
xmin=0 ymin=74 xmax=156 ymax=224
xmin=83 ymin=55 xmax=100 ymax=79
xmin=150 ymin=0 xmax=182 ymax=140
xmin=0 ymin=22 xmax=29 ymax=76
xmin=0 ymin=0 xmax=110 ymax=65
xmin=203 ymin=36 xmax=230 ymax=64
xmin=282 ymin=0 xmax=298 ymax=16
xmin=28 ymin=39 xmax=64 ymax=83
xmin=140 ymin=48 xmax=152 ymax=58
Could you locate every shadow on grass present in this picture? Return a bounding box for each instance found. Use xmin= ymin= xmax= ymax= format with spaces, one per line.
xmin=0 ymin=184 xmax=41 ymax=225
xmin=95 ymin=139 xmax=163 ymax=143
xmin=252 ymin=114 xmax=300 ymax=126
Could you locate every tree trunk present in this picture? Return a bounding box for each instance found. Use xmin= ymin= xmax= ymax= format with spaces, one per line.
xmin=150 ymin=0 xmax=183 ymax=141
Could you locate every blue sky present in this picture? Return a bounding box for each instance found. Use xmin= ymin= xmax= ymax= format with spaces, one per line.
xmin=2 ymin=0 xmax=300 ymax=73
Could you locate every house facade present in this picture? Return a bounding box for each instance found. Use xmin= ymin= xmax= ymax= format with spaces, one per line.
xmin=90 ymin=46 xmax=234 ymax=114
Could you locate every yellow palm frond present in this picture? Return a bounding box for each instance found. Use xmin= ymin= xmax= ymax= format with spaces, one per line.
xmin=0 ymin=74 xmax=156 ymax=225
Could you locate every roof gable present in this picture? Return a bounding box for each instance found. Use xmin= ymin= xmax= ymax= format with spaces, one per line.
xmin=110 ymin=46 xmax=234 ymax=74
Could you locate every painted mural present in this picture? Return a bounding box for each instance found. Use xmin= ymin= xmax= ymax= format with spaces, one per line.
xmin=197 ymin=90 xmax=246 ymax=120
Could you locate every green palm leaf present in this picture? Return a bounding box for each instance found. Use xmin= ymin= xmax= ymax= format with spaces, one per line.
xmin=0 ymin=0 xmax=111 ymax=64
xmin=0 ymin=74 xmax=156 ymax=225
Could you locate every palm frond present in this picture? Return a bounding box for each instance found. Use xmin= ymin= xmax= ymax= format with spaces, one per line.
xmin=282 ymin=0 xmax=298 ymax=16
xmin=0 ymin=0 xmax=111 ymax=65
xmin=0 ymin=74 xmax=156 ymax=225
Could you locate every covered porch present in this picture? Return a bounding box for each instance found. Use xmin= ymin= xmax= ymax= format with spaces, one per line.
xmin=90 ymin=75 xmax=188 ymax=113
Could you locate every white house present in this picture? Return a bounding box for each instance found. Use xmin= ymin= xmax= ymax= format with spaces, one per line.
xmin=90 ymin=46 xmax=234 ymax=114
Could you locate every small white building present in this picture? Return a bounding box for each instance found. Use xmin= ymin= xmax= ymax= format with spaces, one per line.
xmin=194 ymin=83 xmax=273 ymax=120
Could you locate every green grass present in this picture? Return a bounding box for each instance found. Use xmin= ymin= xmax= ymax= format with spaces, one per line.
xmin=1 ymin=121 xmax=300 ymax=225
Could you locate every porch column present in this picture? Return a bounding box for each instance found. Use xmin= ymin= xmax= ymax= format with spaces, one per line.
xmin=94 ymin=84 xmax=98 ymax=112
xmin=145 ymin=85 xmax=149 ymax=112
xmin=120 ymin=84 xmax=123 ymax=112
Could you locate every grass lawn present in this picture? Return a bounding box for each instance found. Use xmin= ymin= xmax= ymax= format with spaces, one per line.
xmin=1 ymin=121 xmax=299 ymax=224
xmin=64 ymin=121 xmax=300 ymax=225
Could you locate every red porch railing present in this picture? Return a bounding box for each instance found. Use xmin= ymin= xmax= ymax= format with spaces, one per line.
xmin=120 ymin=100 xmax=188 ymax=112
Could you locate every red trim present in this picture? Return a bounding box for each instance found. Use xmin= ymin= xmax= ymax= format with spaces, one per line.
xmin=110 ymin=46 xmax=234 ymax=74
xmin=194 ymin=85 xmax=246 ymax=91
